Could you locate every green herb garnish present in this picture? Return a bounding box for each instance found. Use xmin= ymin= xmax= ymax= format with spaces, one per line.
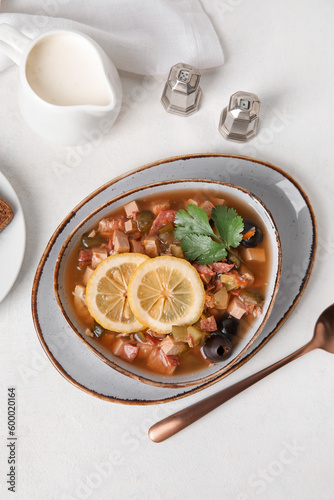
xmin=174 ymin=204 xmax=244 ymax=265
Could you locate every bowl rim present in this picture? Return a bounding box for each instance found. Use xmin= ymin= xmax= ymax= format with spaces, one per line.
xmin=53 ymin=178 xmax=282 ymax=388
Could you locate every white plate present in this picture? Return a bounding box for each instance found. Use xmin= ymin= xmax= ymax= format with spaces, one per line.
xmin=32 ymin=155 xmax=316 ymax=405
xmin=0 ymin=171 xmax=26 ymax=303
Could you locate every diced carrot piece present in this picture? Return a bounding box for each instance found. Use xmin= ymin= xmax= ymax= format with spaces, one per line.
xmin=243 ymin=229 xmax=256 ymax=241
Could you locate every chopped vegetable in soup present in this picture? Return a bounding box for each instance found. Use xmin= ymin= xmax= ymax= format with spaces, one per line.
xmin=66 ymin=189 xmax=270 ymax=376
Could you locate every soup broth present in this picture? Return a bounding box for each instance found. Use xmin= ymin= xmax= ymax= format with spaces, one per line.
xmin=65 ymin=188 xmax=271 ymax=377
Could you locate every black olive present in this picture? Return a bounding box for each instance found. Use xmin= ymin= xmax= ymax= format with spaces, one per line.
xmin=218 ymin=315 xmax=239 ymax=340
xmin=241 ymin=220 xmax=263 ymax=247
xmin=93 ymin=322 xmax=105 ymax=338
xmin=203 ymin=333 xmax=232 ymax=362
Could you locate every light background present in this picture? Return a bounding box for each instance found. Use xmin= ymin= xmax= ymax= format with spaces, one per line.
xmin=1 ymin=1 xmax=334 ymax=499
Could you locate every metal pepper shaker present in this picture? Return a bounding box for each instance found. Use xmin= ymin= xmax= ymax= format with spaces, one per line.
xmin=219 ymin=91 xmax=261 ymax=141
xmin=161 ymin=62 xmax=202 ymax=116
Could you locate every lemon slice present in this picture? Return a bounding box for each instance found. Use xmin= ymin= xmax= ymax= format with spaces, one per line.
xmin=85 ymin=253 xmax=149 ymax=333
xmin=127 ymin=255 xmax=205 ymax=333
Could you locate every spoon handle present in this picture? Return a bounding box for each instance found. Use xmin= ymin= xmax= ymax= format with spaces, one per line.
xmin=149 ymin=340 xmax=315 ymax=443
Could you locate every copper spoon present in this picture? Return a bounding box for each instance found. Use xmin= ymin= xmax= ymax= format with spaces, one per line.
xmin=149 ymin=304 xmax=334 ymax=443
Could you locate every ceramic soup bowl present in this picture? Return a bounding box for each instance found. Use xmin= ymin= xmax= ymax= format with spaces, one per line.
xmin=54 ymin=180 xmax=282 ymax=388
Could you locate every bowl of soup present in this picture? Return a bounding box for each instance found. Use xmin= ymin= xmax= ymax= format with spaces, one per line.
xmin=54 ymin=180 xmax=282 ymax=388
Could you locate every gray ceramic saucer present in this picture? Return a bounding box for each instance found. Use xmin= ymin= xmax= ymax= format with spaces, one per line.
xmin=31 ymin=155 xmax=317 ymax=405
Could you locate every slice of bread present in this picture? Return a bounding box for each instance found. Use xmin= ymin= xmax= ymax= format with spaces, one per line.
xmin=0 ymin=199 xmax=13 ymax=232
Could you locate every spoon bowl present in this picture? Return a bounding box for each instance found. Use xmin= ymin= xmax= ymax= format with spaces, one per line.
xmin=314 ymin=304 xmax=334 ymax=353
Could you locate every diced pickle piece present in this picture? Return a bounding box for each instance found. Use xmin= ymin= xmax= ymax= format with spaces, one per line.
xmin=158 ymin=223 xmax=174 ymax=235
xmin=172 ymin=325 xmax=188 ymax=343
xmin=240 ymin=290 xmax=264 ymax=307
xmin=220 ymin=273 xmax=239 ymax=291
xmin=134 ymin=331 xmax=147 ymax=343
xmin=159 ymin=232 xmax=174 ymax=244
xmin=160 ymin=336 xmax=188 ymax=356
xmin=81 ymin=232 xmax=105 ymax=248
xmin=214 ymin=286 xmax=228 ymax=309
xmin=187 ymin=326 xmax=206 ymax=347
xmin=170 ymin=244 xmax=184 ymax=258
xmin=137 ymin=211 xmax=155 ymax=232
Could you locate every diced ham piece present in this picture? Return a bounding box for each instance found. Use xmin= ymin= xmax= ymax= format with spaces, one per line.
xmin=200 ymin=200 xmax=215 ymax=218
xmin=227 ymin=296 xmax=248 ymax=319
xmin=211 ymin=262 xmax=235 ymax=274
xmin=98 ymin=217 xmax=125 ymax=237
xmin=193 ymin=264 xmax=215 ymax=276
xmin=211 ymin=197 xmax=225 ymax=206
xmin=91 ymin=247 xmax=108 ymax=269
xmin=213 ymin=277 xmax=223 ymax=292
xmin=205 ymin=292 xmax=216 ymax=309
xmin=142 ymin=235 xmax=160 ymax=257
xmin=112 ymin=338 xmax=126 ymax=356
xmin=83 ymin=266 xmax=94 ymax=286
xmin=200 ymin=315 xmax=218 ymax=332
xmin=130 ymin=239 xmax=145 ymax=254
xmin=243 ymin=248 xmax=266 ymax=262
xmin=124 ymin=219 xmax=137 ymax=234
xmin=73 ymin=285 xmax=93 ymax=327
xmin=137 ymin=344 xmax=154 ymax=360
xmin=149 ymin=210 xmax=177 ymax=235
xmin=107 ymin=238 xmax=113 ymax=253
xmin=111 ymin=338 xmax=139 ymax=362
xmin=78 ymin=249 xmax=92 ymax=268
xmin=147 ymin=348 xmax=179 ymax=375
xmin=151 ymin=200 xmax=170 ymax=215
xmin=159 ymin=337 xmax=186 ymax=356
xmin=241 ymin=270 xmax=255 ymax=285
xmin=166 ymin=355 xmax=180 ymax=368
xmin=200 ymin=274 xmax=212 ymax=284
xmin=124 ymin=200 xmax=140 ymax=218
xmin=122 ymin=344 xmax=139 ymax=362
xmin=253 ymin=305 xmax=263 ymax=318
xmin=113 ymin=230 xmax=130 ymax=253
xmin=185 ymin=198 xmax=199 ymax=207
xmin=145 ymin=334 xmax=160 ymax=346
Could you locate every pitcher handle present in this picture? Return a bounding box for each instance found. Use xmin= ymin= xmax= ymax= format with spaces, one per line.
xmin=0 ymin=24 xmax=31 ymax=65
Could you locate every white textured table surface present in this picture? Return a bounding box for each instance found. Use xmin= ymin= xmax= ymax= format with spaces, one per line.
xmin=1 ymin=1 xmax=334 ymax=499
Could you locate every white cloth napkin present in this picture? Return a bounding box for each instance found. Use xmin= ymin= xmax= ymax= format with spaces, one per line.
xmin=0 ymin=0 xmax=224 ymax=74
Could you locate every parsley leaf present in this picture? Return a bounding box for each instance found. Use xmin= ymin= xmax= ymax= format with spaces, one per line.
xmin=174 ymin=204 xmax=214 ymax=240
xmin=180 ymin=234 xmax=228 ymax=264
xmin=174 ymin=203 xmax=244 ymax=265
xmin=211 ymin=205 xmax=244 ymax=248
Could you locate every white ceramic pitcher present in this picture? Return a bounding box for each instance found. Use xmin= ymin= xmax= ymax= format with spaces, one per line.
xmin=0 ymin=24 xmax=122 ymax=145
